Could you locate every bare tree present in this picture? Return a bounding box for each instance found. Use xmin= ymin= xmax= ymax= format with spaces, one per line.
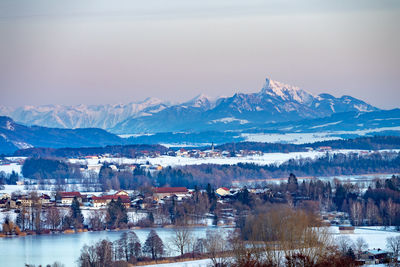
xmin=386 ymin=236 xmax=400 ymax=259
xmin=46 ymin=206 xmax=61 ymax=230
xmin=143 ymin=230 xmax=164 ymax=261
xmin=78 ymin=244 xmax=99 ymax=267
xmin=115 ymin=231 xmax=141 ymax=262
xmin=96 ymin=239 xmax=113 ymax=267
xmin=169 ymin=227 xmax=193 ymax=256
xmin=336 ymin=235 xmax=354 ymax=256
xmin=204 ymin=229 xmax=231 ymax=267
xmin=354 ymin=237 xmax=368 ymax=257
xmin=88 ymin=210 xmax=105 ymax=231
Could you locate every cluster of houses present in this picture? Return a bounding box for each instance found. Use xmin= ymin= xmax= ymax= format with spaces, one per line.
xmin=78 ymin=161 xmax=163 ymax=174
xmin=0 ymin=185 xmax=261 ymax=210
xmin=0 ymin=187 xmax=195 ymax=210
xmin=174 ymin=147 xmax=263 ymax=158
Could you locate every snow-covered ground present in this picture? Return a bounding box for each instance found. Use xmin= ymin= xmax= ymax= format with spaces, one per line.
xmin=330 ymin=226 xmax=400 ymax=250
xmin=0 ymin=163 xmax=22 ymax=175
xmin=241 ymin=132 xmax=342 ymax=144
xmin=142 ymin=259 xmax=212 ymax=267
xmin=242 ymin=126 xmax=400 ymax=144
xmin=0 ymin=184 xmax=52 ymax=195
xmin=68 ymin=149 xmax=399 ymax=168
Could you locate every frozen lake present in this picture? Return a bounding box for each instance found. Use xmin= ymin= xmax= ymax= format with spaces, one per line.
xmin=0 ymin=226 xmax=398 ymax=266
xmin=0 ymin=226 xmax=225 ymax=267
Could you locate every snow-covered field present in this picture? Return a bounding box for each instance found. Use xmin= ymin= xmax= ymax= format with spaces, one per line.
xmin=241 ymin=126 xmax=400 ymax=144
xmin=330 ymin=226 xmax=400 ymax=250
xmin=241 ymin=132 xmax=342 ymax=144
xmin=68 ymin=149 xmax=399 ymax=168
xmin=0 ymin=163 xmax=22 ymax=175
xmin=0 ymin=184 xmax=52 ymax=195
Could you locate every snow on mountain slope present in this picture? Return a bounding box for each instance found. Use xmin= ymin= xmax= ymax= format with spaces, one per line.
xmin=0 ymin=77 xmax=379 ymax=134
xmin=260 ymin=78 xmax=314 ymax=105
xmin=0 ymin=98 xmax=167 ymax=129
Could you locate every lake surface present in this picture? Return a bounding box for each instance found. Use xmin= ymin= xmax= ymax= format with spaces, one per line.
xmin=0 ymin=226 xmax=224 ymax=267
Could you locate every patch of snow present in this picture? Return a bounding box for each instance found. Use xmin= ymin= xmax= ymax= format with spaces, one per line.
xmin=11 ymin=141 xmax=33 ymax=149
xmin=330 ymin=102 xmax=335 ymax=112
xmin=6 ymin=120 xmax=14 ymax=131
xmin=241 ymin=132 xmax=342 ymax=144
xmin=0 ymin=163 xmax=22 ymax=175
xmin=373 ymin=118 xmax=400 ymax=121
xmin=310 ymin=121 xmax=343 ymax=129
xmin=331 ymin=226 xmax=400 ymax=250
xmin=143 ymin=259 xmax=212 ymax=267
xmin=354 ymin=104 xmax=369 ymax=112
xmin=242 ymin=126 xmax=400 ymax=144
xmin=210 ymin=117 xmax=249 ymax=125
xmin=118 ymin=133 xmax=155 ymax=138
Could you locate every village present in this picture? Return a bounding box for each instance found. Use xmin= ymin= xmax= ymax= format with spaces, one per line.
xmin=1 ymin=182 xmax=400 ymax=265
xmin=1 ymin=148 xmax=400 ymax=265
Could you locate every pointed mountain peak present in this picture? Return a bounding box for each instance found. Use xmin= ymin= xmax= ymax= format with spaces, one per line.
xmin=260 ymin=76 xmax=314 ymax=104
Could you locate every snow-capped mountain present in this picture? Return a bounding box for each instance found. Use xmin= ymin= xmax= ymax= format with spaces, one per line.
xmin=0 ymin=98 xmax=168 ymax=129
xmin=111 ymin=77 xmax=378 ymax=133
xmin=0 ymin=77 xmax=378 ymax=134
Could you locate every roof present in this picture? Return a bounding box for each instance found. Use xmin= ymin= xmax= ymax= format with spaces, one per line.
xmin=92 ymin=195 xmax=130 ymax=202
xmin=60 ymin=192 xmax=82 ymax=198
xmin=153 ymin=187 xmax=188 ymax=194
xmin=41 ymin=194 xmax=51 ymax=199
xmin=367 ymin=250 xmax=388 ymax=255
xmin=219 ymin=187 xmax=230 ymax=191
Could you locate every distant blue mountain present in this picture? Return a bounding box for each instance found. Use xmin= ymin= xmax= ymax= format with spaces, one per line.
xmin=0 ymin=116 xmax=125 ymax=154
xmin=0 ymin=77 xmax=378 ymax=134
xmin=111 ymin=77 xmax=378 ymax=134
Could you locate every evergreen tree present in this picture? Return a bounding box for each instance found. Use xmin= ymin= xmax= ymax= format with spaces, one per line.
xmin=106 ymin=198 xmax=128 ymax=228
xmin=70 ymin=197 xmax=84 ymax=229
xmin=206 ymin=183 xmax=215 ymax=202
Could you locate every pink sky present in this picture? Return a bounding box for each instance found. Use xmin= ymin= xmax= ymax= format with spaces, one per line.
xmin=0 ymin=0 xmax=399 ymax=109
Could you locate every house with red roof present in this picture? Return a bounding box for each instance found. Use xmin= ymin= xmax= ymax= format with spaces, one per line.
xmin=216 ymin=187 xmax=230 ymax=197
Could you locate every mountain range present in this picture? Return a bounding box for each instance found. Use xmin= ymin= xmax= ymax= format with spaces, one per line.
xmin=0 ymin=116 xmax=125 ymax=155
xmin=0 ymin=77 xmax=378 ymax=134
xmin=1 ymin=77 xmax=399 ymax=154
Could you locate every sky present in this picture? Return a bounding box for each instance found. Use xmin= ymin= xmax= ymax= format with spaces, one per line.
xmin=0 ymin=0 xmax=399 ymax=109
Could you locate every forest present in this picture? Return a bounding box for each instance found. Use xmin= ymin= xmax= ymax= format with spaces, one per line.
xmin=9 ymin=135 xmax=400 ymax=158
xmin=13 ymin=151 xmax=400 ymax=191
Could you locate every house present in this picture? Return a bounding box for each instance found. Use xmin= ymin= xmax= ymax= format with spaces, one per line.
xmin=115 ymin=190 xmax=129 ymax=197
xmin=60 ymin=192 xmax=82 ymax=205
xmin=109 ymin=165 xmax=118 ymax=171
xmin=176 ymin=149 xmax=188 ymax=157
xmin=216 ymin=187 xmax=230 ymax=197
xmin=124 ymin=165 xmax=136 ymax=172
xmin=0 ymin=198 xmax=8 ymax=208
xmin=40 ymin=194 xmax=51 ymax=205
xmin=19 ymin=196 xmax=33 ymax=207
xmin=87 ymin=164 xmax=103 ymax=172
xmin=149 ymin=165 xmax=163 ymax=171
xmin=153 ymin=187 xmax=189 ymax=201
xmin=338 ymin=225 xmax=355 ymax=234
xmin=1 ymin=193 xmax=11 ymax=200
xmin=92 ymin=195 xmax=130 ymax=208
xmin=360 ymin=249 xmax=389 ymax=264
